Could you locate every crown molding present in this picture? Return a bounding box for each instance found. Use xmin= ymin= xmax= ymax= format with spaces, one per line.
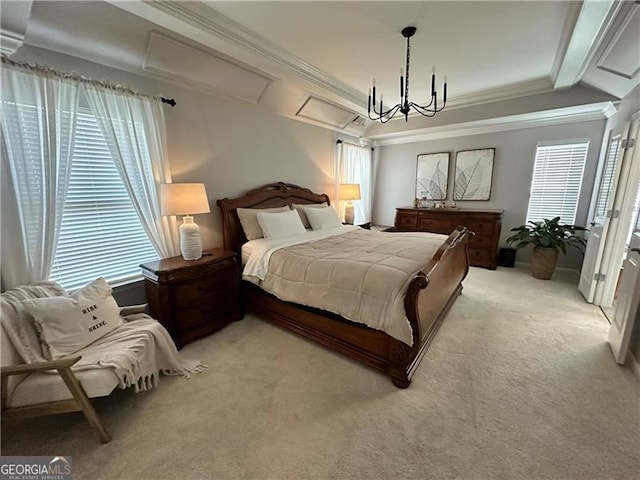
xmin=366 ymin=101 xmax=617 ymax=147
xmin=107 ymin=0 xmax=365 ymax=109
xmin=446 ymin=77 xmax=555 ymax=110
xmin=381 ymin=77 xmax=556 ymax=125
xmin=0 ymin=30 xmax=23 ymax=55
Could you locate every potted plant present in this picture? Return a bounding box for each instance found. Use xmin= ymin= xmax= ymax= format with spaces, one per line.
xmin=506 ymin=217 xmax=587 ymax=280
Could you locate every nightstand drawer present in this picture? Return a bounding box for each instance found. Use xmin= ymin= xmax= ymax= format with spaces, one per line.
xmin=174 ymin=275 xmax=229 ymax=307
xmin=175 ymin=297 xmax=235 ymax=329
xmin=140 ymin=248 xmax=242 ymax=349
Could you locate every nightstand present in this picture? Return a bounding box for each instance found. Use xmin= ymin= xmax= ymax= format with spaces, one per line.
xmin=140 ymin=248 xmax=242 ymax=349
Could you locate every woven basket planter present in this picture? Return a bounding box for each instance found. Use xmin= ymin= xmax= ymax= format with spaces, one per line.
xmin=531 ymin=247 xmax=558 ymax=280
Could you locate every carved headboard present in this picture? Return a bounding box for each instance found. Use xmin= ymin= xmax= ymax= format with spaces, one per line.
xmin=216 ymin=182 xmax=331 ymax=253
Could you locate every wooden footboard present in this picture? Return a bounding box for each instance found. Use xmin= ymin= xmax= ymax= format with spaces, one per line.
xmin=388 ymin=227 xmax=472 ymax=387
xmin=243 ymin=227 xmax=472 ymax=388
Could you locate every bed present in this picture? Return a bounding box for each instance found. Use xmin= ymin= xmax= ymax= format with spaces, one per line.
xmin=217 ymin=182 xmax=473 ymax=387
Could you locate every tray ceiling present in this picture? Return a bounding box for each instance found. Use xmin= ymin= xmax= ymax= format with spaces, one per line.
xmin=1 ymin=0 xmax=635 ymax=136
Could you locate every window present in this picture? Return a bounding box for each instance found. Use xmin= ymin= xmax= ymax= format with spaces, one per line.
xmin=593 ymin=136 xmax=621 ymax=222
xmin=526 ymin=141 xmax=589 ymax=225
xmin=336 ymin=142 xmax=373 ymax=225
xmin=632 ymin=180 xmax=640 ymax=234
xmin=49 ymin=108 xmax=158 ymax=291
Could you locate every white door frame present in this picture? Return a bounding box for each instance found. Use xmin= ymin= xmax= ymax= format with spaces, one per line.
xmin=579 ymin=129 xmax=626 ymax=302
xmin=594 ymin=115 xmax=640 ymax=307
xmin=608 ymin=232 xmax=640 ymax=364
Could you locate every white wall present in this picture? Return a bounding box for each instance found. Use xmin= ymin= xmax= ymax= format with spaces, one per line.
xmin=373 ymin=119 xmax=607 ymax=269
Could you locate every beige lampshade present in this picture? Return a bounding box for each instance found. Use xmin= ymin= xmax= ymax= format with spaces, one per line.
xmin=339 ymin=183 xmax=361 ymax=201
xmin=160 ymin=183 xmax=211 ymax=216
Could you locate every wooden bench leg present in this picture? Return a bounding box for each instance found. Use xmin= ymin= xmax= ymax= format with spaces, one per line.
xmin=57 ymin=367 xmax=111 ymax=443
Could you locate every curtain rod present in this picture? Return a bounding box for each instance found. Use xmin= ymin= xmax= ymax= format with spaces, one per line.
xmin=1 ymin=55 xmax=176 ymax=107
xmin=336 ymin=139 xmax=374 ymax=151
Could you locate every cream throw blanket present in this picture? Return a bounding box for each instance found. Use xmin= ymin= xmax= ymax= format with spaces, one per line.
xmin=1 ymin=283 xmax=205 ymax=393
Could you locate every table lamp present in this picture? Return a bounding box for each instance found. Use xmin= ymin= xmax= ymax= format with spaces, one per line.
xmin=160 ymin=183 xmax=211 ymax=260
xmin=339 ymin=183 xmax=361 ymax=225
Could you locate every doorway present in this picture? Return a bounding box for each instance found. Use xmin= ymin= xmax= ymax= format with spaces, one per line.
xmin=580 ymin=113 xmax=640 ymax=318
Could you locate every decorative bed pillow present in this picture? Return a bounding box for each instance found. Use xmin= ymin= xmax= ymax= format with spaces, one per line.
xmin=22 ymin=277 xmax=123 ymax=358
xmin=304 ymin=205 xmax=343 ymax=230
xmin=257 ymin=209 xmax=307 ymax=239
xmin=292 ymin=202 xmax=328 ymax=228
xmin=237 ymin=206 xmax=291 ymax=240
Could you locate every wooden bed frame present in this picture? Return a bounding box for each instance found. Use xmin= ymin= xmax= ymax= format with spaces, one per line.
xmin=217 ymin=182 xmax=473 ymax=388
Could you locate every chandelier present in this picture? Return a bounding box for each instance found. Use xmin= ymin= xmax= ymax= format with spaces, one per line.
xmin=368 ymin=26 xmax=448 ymax=123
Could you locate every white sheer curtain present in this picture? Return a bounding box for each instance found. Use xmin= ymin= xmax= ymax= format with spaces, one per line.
xmin=0 ymin=65 xmax=79 ymax=289
xmin=83 ymin=84 xmax=178 ymax=258
xmin=335 ymin=142 xmax=373 ymax=225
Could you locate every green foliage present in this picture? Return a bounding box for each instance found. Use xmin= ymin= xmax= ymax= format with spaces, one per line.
xmin=506 ymin=217 xmax=587 ymax=254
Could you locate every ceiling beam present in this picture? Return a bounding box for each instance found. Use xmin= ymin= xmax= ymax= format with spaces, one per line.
xmin=553 ymin=0 xmax=622 ymax=89
xmin=0 ymin=0 xmax=33 ymax=55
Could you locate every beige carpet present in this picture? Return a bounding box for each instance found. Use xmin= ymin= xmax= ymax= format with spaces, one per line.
xmin=2 ymin=267 xmax=639 ymax=480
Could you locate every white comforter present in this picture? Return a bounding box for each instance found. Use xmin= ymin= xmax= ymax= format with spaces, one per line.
xmin=242 ymin=226 xmax=447 ymax=345
xmin=242 ymin=225 xmax=360 ymax=281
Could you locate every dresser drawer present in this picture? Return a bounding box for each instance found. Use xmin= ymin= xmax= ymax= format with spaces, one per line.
xmin=418 ymin=217 xmax=460 ymax=235
xmin=396 ymin=213 xmax=418 ymax=229
xmin=468 ymin=233 xmax=493 ymax=248
xmin=469 ymin=248 xmax=492 ymax=263
xmin=465 ymin=219 xmax=497 ymax=233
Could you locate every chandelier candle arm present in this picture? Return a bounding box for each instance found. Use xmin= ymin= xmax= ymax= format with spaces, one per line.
xmin=367 ymin=26 xmax=448 ymax=123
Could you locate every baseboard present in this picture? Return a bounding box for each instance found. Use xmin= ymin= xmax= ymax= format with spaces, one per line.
xmin=628 ymin=351 xmax=640 ymax=384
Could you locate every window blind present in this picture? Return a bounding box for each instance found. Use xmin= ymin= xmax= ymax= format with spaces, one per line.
xmin=593 ymin=137 xmax=620 ymax=221
xmin=49 ymin=108 xmax=158 ymax=291
xmin=526 ymin=141 xmax=589 ymax=225
xmin=633 ymin=180 xmax=640 ymax=233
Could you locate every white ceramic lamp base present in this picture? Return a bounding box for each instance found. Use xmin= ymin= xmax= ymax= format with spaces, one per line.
xmin=179 ymin=215 xmax=203 ymax=260
xmin=344 ymin=202 xmax=355 ymax=225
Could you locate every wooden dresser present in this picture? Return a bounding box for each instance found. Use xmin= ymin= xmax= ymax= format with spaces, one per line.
xmin=394 ymin=207 xmax=503 ymax=269
xmin=140 ymin=248 xmax=242 ymax=349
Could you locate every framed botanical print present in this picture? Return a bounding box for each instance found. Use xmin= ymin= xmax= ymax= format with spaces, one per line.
xmin=415 ymin=152 xmax=450 ymax=201
xmin=454 ymin=148 xmax=495 ymax=201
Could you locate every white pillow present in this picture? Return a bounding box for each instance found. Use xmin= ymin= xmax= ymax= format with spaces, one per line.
xmin=304 ymin=205 xmax=343 ymax=231
xmin=257 ymin=209 xmax=307 ymax=239
xmin=292 ymin=202 xmax=328 ymax=228
xmin=237 ymin=206 xmax=291 ymax=240
xmin=22 ymin=277 xmax=124 ymax=358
